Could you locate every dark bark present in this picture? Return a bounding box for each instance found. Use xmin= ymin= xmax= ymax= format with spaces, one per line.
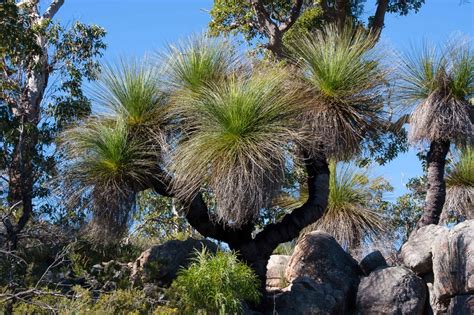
xmin=234 ymin=155 xmax=329 ymax=285
xmin=416 ymin=140 xmax=450 ymax=229
xmin=371 ymin=0 xmax=389 ymax=33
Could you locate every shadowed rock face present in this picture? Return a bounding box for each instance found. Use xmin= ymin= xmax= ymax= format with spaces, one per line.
xmin=447 ymin=295 xmax=474 ymax=315
xmin=432 ymin=220 xmax=474 ymax=302
xmin=130 ymin=238 xmax=217 ymax=287
xmin=283 ymin=231 xmax=362 ymax=314
xmin=356 ymin=266 xmax=427 ymax=315
xmin=359 ymin=250 xmax=387 ymax=276
xmin=401 ymin=224 xmax=448 ymax=275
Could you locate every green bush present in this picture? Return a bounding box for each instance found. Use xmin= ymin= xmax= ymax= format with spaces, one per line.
xmin=169 ymin=249 xmax=260 ymax=314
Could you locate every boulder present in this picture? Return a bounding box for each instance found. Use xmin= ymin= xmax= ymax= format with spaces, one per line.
xmin=269 ymin=277 xmax=343 ymax=315
xmin=131 ymin=238 xmax=217 ymax=286
xmin=423 ymin=272 xmax=450 ymax=315
xmin=432 ymin=220 xmax=474 ymax=301
xmin=285 ymin=231 xmax=361 ymax=313
xmin=266 ymin=255 xmax=290 ymax=291
xmin=401 ymin=224 xmax=448 ymax=274
xmin=359 ymin=250 xmax=387 ymax=275
xmin=447 ymin=295 xmax=474 ymax=315
xmin=356 ymin=266 xmax=427 ymax=315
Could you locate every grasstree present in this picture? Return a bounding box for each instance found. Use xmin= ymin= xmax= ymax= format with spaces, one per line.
xmin=440 ymin=147 xmax=474 ymax=223
xmin=398 ymin=38 xmax=473 ymax=229
xmin=59 ymin=27 xmax=393 ymax=292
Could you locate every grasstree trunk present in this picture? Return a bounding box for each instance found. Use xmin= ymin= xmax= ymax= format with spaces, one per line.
xmin=148 ymin=154 xmax=329 ymax=297
xmin=416 ymin=140 xmax=451 ymax=229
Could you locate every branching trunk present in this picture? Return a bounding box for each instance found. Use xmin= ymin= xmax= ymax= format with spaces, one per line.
xmin=234 ymin=155 xmax=329 ymax=286
xmin=147 ymin=154 xmax=330 ymax=292
xmin=416 ymin=140 xmax=450 ymax=229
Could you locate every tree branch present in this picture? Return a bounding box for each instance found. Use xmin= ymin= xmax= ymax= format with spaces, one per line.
xmin=146 ymin=173 xmax=254 ymax=247
xmin=371 ymin=0 xmax=389 ymax=33
xmin=241 ymin=154 xmax=329 ymax=258
xmin=278 ymin=0 xmax=304 ymax=32
xmin=42 ymin=0 xmax=64 ymax=20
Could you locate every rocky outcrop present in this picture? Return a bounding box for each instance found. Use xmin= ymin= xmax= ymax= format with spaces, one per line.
xmin=266 ymin=255 xmax=290 ymax=291
xmin=131 ymin=238 xmax=217 ymax=286
xmin=401 ymin=224 xmax=448 ymax=275
xmin=432 ymin=220 xmax=474 ymax=302
xmin=284 ymin=231 xmax=362 ymax=314
xmin=356 ymin=266 xmax=427 ymax=315
xmin=359 ymin=250 xmax=387 ymax=275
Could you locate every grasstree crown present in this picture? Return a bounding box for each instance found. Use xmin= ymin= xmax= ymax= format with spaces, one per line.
xmin=288 ymin=23 xmax=390 ymax=160
xmin=164 ymin=37 xmax=304 ymax=226
xmin=60 ymin=59 xmax=166 ymax=241
xmin=442 ymin=147 xmax=474 ymax=222
xmin=398 ymin=38 xmax=474 ymax=145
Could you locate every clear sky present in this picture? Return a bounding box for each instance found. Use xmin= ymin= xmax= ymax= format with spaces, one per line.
xmin=53 ymin=0 xmax=473 ymax=201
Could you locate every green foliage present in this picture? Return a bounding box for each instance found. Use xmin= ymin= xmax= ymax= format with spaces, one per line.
xmin=0 ymin=1 xmax=106 ymax=222
xmin=386 ymin=176 xmax=425 ymax=243
xmin=169 ymin=249 xmax=260 ymax=315
xmin=282 ymin=6 xmax=324 ymax=45
xmin=446 ymin=147 xmax=474 ymax=188
xmin=289 ymin=24 xmax=389 ymax=159
xmin=210 ymin=0 xmax=427 ymax=53
xmin=133 ymin=190 xmax=198 ymax=241
xmin=162 ymin=35 xmax=239 ymax=93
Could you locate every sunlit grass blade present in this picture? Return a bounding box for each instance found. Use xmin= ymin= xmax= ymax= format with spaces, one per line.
xmin=161 ymin=34 xmax=241 ymax=94
xmin=60 ymin=118 xmax=161 ymax=240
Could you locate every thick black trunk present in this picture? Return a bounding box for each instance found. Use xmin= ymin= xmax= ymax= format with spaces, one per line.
xmin=234 ymin=155 xmax=329 ymax=281
xmin=416 ymin=140 xmax=450 ymax=229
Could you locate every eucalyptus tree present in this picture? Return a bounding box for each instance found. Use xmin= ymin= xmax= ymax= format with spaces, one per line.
xmin=398 ymin=40 xmax=473 ymax=228
xmin=209 ymin=0 xmax=426 ymax=58
xmin=0 ymin=0 xmax=106 ymax=249
xmin=61 ymin=27 xmax=392 ymax=286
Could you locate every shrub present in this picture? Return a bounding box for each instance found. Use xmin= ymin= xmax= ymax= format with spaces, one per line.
xmin=169 ymin=249 xmax=260 ymax=314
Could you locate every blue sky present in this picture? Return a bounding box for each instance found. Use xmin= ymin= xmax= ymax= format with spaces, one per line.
xmin=53 ymin=0 xmax=473 ymax=201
